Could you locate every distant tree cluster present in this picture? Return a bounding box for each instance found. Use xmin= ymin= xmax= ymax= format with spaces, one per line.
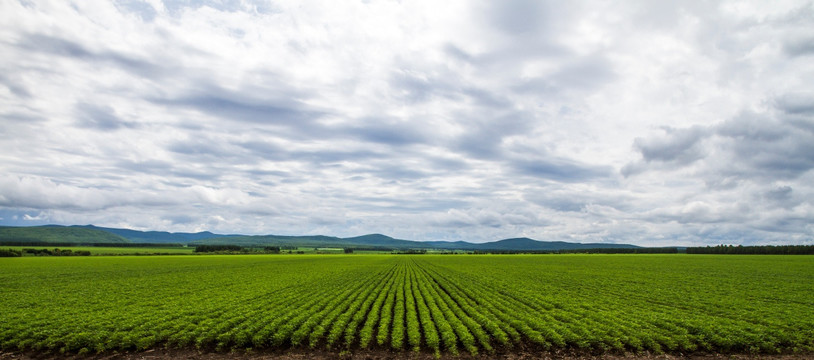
xmin=22 ymin=248 xmax=91 ymax=256
xmin=91 ymin=243 xmax=184 ymax=248
xmin=346 ymin=247 xmax=393 ymax=252
xmin=0 ymin=241 xmax=82 ymax=247
xmin=472 ymin=250 xmax=525 ymax=254
xmin=557 ymin=247 xmax=679 ymax=254
xmin=194 ymin=245 xmax=288 ymax=254
xmin=686 ymin=244 xmax=814 ymax=255
xmin=0 ymin=241 xmax=182 ymax=247
xmin=194 ymin=245 xmax=243 ymax=253
xmin=0 ymin=249 xmax=22 ymax=257
xmin=395 ymin=249 xmax=427 ymax=254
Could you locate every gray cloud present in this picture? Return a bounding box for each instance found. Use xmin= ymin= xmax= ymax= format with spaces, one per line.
xmin=718 ymin=113 xmax=814 ymax=180
xmin=167 ymin=214 xmax=195 ymax=225
xmin=784 ymin=37 xmax=814 ymax=57
xmin=524 ymin=188 xmax=632 ymax=213
xmin=512 ymin=157 xmax=611 ymax=183
xmin=452 ymin=110 xmax=535 ymax=159
xmin=350 ymin=165 xmax=426 ymax=182
xmin=389 ymin=70 xmax=449 ymax=104
xmin=634 ymin=126 xmax=710 ymax=164
xmin=775 ymin=93 xmax=814 ymax=115
xmin=74 ymin=102 xmax=136 ymax=130
xmin=443 ymin=44 xmax=474 ymax=63
xmin=513 ymin=55 xmax=617 ymax=95
xmin=236 ymin=140 xmax=385 ymax=165
xmin=488 ymin=0 xmax=549 ymax=35
xmin=343 ymin=120 xmax=431 ymax=146
xmin=168 ymin=137 xmax=240 ymax=161
xmin=115 ymin=159 xmax=173 ymax=175
xmin=0 ymin=111 xmax=45 ymax=124
xmin=154 ymin=92 xmax=324 ymax=127
xmin=762 ymin=185 xmax=802 ymax=210
xmin=0 ymin=74 xmax=31 ymax=98
xmin=18 ymin=33 xmax=163 ymax=77
xmin=627 ymin=110 xmax=814 ymax=182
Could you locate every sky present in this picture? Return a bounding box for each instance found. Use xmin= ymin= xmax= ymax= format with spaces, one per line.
xmin=1 ymin=0 xmax=813 ymax=246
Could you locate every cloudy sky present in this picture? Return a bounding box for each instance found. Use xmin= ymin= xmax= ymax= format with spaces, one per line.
xmin=1 ymin=0 xmax=813 ymax=245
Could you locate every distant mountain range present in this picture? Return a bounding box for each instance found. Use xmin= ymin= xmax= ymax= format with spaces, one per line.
xmin=0 ymin=225 xmax=129 ymax=244
xmin=0 ymin=225 xmax=640 ymax=251
xmin=73 ymin=225 xmax=235 ymax=243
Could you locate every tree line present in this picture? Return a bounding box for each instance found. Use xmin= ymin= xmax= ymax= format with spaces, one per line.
xmin=0 ymin=248 xmax=92 ymax=257
xmin=0 ymin=241 xmax=183 ymax=247
xmin=686 ymin=244 xmax=814 ymax=255
xmin=0 ymin=249 xmax=21 ymax=257
xmin=471 ymin=247 xmax=679 ymax=254
xmin=194 ymin=245 xmax=283 ymax=253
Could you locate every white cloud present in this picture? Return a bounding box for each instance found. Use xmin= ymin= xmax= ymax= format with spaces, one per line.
xmin=23 ymin=213 xmax=47 ymax=221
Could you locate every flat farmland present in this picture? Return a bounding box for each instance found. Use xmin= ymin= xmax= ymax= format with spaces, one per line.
xmin=0 ymin=254 xmax=812 ymax=357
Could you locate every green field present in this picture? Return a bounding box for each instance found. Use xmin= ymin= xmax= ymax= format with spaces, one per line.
xmin=1 ymin=254 xmax=812 ymax=355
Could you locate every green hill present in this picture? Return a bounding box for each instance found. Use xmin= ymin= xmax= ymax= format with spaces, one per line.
xmin=472 ymin=237 xmax=639 ymax=251
xmin=0 ymin=226 xmax=129 ymax=244
xmin=0 ymin=225 xmax=641 ymax=251
xmin=190 ymin=233 xmax=427 ymax=249
xmin=72 ymin=225 xmax=234 ymax=243
xmin=191 ymin=234 xmax=346 ymax=248
xmin=191 ymin=233 xmax=640 ymax=251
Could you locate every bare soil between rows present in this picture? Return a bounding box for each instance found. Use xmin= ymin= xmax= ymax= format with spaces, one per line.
xmin=2 ymin=348 xmax=812 ymax=360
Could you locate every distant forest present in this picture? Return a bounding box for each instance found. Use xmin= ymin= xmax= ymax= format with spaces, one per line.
xmin=686 ymin=244 xmax=814 ymax=255
xmin=0 ymin=241 xmax=183 ymax=247
xmin=471 ymin=247 xmax=679 ymax=254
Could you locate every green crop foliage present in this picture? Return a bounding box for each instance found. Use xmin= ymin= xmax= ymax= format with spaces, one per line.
xmin=1 ymin=254 xmax=813 ymax=355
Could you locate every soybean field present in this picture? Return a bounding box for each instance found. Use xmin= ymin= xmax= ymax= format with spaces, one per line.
xmin=1 ymin=254 xmax=813 ymax=356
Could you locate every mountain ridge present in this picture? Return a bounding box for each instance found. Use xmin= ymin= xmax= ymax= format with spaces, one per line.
xmin=0 ymin=225 xmax=641 ymax=251
xmin=0 ymin=225 xmax=129 ymax=244
xmin=71 ymin=225 xmax=236 ymax=243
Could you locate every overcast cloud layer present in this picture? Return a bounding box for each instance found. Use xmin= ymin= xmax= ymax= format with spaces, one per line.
xmin=1 ymin=0 xmax=813 ymax=245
